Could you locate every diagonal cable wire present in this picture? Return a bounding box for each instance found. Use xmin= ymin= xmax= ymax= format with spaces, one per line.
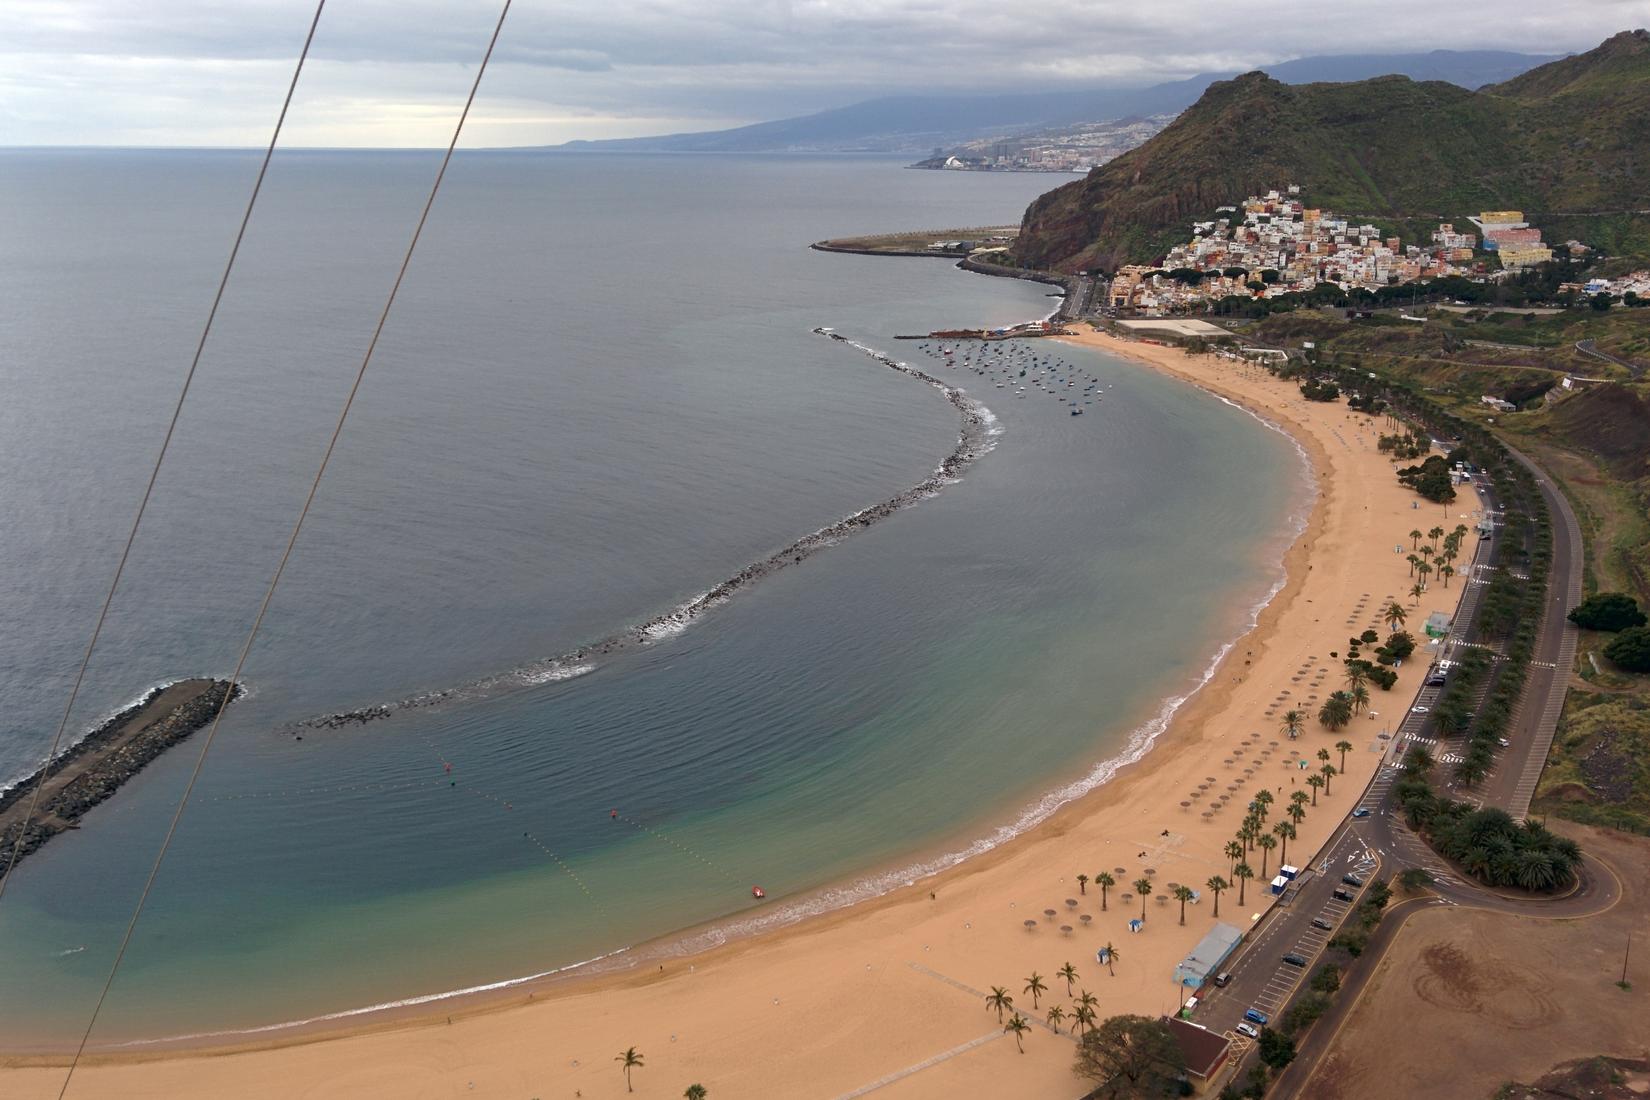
xmin=57 ymin=3 xmax=513 ymax=1093
xmin=0 ymin=1 xmax=329 ymax=909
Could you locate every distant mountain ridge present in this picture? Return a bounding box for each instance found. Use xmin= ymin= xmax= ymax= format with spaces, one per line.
xmin=1012 ymin=31 xmax=1650 ymax=274
xmin=548 ymin=50 xmax=1558 ymax=154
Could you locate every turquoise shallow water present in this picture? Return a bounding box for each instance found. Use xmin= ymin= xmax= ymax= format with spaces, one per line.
xmin=0 ymin=151 xmax=1303 ymax=1043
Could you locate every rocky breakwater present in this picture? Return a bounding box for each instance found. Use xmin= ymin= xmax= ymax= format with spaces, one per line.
xmin=0 ymin=678 xmax=240 ymax=873
xmin=300 ymin=328 xmax=998 ymax=732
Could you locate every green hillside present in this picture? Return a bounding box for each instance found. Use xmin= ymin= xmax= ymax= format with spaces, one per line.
xmin=1014 ymin=30 xmax=1650 ymax=274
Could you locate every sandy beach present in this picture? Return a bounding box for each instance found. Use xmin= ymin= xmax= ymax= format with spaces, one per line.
xmin=2 ymin=330 xmax=1483 ymax=1099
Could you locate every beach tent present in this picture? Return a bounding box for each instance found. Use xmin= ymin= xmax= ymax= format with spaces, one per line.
xmin=1172 ymin=923 xmax=1244 ymax=988
xmin=1127 ymin=918 xmax=1144 ymax=934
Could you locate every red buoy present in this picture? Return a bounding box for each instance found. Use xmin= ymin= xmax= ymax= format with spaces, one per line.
xmin=751 ymin=886 xmax=766 ymax=899
xmin=610 ymin=809 xmax=619 ymax=820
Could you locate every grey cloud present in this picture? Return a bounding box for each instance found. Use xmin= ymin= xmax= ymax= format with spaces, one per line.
xmin=0 ymin=0 xmax=1639 ymax=146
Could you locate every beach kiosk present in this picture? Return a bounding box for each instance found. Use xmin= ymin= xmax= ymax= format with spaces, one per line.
xmin=1172 ymin=922 xmax=1244 ymax=989
xmin=1279 ymin=864 xmax=1300 ymax=880
xmin=1425 ymin=611 xmax=1453 ymax=640
xmin=1269 ymin=875 xmax=1289 ymax=896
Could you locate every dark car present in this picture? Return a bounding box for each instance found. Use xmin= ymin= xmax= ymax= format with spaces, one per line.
xmin=1342 ymin=873 xmax=1363 ymax=887
xmin=1282 ymin=953 xmax=1308 ymax=968
xmin=1332 ymin=888 xmax=1355 ymax=902
xmin=1426 ymin=674 xmax=1447 ymax=686
xmin=1311 ymin=917 xmax=1334 ymax=931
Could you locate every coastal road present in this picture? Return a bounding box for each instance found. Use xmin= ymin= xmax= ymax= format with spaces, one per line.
xmin=1575 ymin=338 xmax=1645 ymax=379
xmin=1472 ymin=446 xmax=1584 ymax=817
xmin=1192 ymin=448 xmax=1590 ymax=1089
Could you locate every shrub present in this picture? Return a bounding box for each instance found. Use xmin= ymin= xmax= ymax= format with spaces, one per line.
xmin=1569 ymin=593 xmax=1647 ymax=632
xmin=1604 ymin=627 xmax=1650 ymax=673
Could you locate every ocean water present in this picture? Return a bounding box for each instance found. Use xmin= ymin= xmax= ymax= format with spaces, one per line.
xmin=0 ymin=151 xmax=1302 ymax=1043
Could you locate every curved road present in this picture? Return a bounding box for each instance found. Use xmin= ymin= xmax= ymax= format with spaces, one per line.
xmin=1192 ymin=443 xmax=1593 ymax=1095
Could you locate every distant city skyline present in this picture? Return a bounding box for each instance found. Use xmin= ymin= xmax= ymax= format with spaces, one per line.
xmin=1 ymin=0 xmax=1639 ymax=147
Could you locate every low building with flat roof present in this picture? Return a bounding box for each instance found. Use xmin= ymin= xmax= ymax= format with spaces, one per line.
xmin=1172 ymin=922 xmax=1244 ymax=988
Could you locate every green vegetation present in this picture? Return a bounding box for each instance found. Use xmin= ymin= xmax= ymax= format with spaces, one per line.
xmin=1300 ymin=379 xmax=1340 ymax=402
xmin=1537 ymin=693 xmax=1650 ymax=835
xmin=1397 ymin=455 xmax=1457 ymax=504
xmin=1569 ymin=592 xmax=1648 ymax=632
xmin=1604 ymin=626 xmax=1650 ymax=672
xmin=1074 ymin=1014 xmax=1185 ymax=1097
xmin=1015 ymin=32 xmax=1650 ymax=273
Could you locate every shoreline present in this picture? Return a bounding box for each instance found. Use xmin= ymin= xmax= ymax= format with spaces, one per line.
xmin=2 ymin=329 xmax=1484 ymax=1099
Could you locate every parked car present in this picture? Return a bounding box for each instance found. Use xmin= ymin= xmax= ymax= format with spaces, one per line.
xmin=1244 ymin=1008 xmax=1270 ymax=1026
xmin=1332 ymin=888 xmax=1355 ymax=902
xmin=1426 ymin=674 xmax=1447 ymax=686
xmin=1412 ymin=705 xmax=1430 ymax=714
xmin=1213 ymin=971 xmax=1233 ymax=988
xmin=1342 ymin=873 xmax=1364 ymax=886
xmin=1351 ymin=807 xmax=1372 ymax=818
xmin=1311 ymin=917 xmax=1334 ymax=931
xmin=1236 ymin=1021 xmax=1260 ymax=1039
xmin=1282 ymin=953 xmax=1308 ymax=968
xmin=1498 ymin=738 xmax=1511 ymax=747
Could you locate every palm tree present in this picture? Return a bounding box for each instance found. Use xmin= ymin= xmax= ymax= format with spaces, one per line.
xmin=1134 ymin=877 xmax=1153 ymax=921
xmin=1005 ymin=1013 xmax=1030 ymax=1053
xmin=1255 ymin=789 xmax=1274 ymax=818
xmin=1417 ymin=560 xmax=1433 ymax=588
xmin=1406 ymin=553 xmax=1420 ymax=578
xmin=1234 ymin=861 xmax=1254 ymax=905
xmin=1224 ymin=840 xmax=1244 ymax=880
xmin=1057 ymin=961 xmax=1079 ymax=997
xmin=1073 ymin=1002 xmax=1096 ymax=1035
xmin=1100 ymin=940 xmax=1119 ymax=977
xmin=1095 ymin=871 xmax=1115 ymax=911
xmin=1024 ymin=972 xmax=1047 ymax=1010
xmin=1173 ymin=884 xmax=1195 ymax=925
xmin=1256 ymin=833 xmax=1278 ymax=877
xmin=1076 ymin=873 xmax=1089 ymax=895
xmin=1306 ymin=773 xmax=1324 ymax=805
xmin=1428 ymin=525 xmax=1444 ymax=555
xmin=1410 ymin=528 xmax=1423 ymax=549
xmin=1344 ymin=663 xmax=1368 ymax=693
xmin=1317 ymin=747 xmax=1332 ymax=768
xmin=1410 ymin=581 xmax=1426 ymax=605
xmin=1206 ymin=875 xmax=1228 ymax=918
xmin=1290 ymin=789 xmax=1310 ymax=817
xmin=1318 ymin=691 xmax=1353 ymax=730
xmin=1350 ymin=683 xmax=1370 ymax=715
xmin=685 ymin=1087 xmax=708 ymax=1100
xmin=1076 ymin=989 xmax=1101 ymax=1027
xmin=616 ymin=1047 xmax=645 ymax=1093
xmin=1384 ymin=601 xmax=1407 ymax=632
xmin=1046 ymin=1004 xmax=1066 ymax=1032
xmin=1281 ymin=708 xmax=1305 ymax=740
xmin=1321 ymin=762 xmax=1337 ymax=795
xmin=986 ymin=986 xmax=1013 ymax=1023
xmin=1439 ymin=563 xmax=1454 ymax=588
xmin=1335 ymin=739 xmax=1353 ymax=772
xmin=1274 ymin=821 xmax=1295 ymax=868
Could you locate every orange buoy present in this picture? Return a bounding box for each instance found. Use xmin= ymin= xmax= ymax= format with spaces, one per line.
xmin=751 ymin=886 xmax=766 ymax=899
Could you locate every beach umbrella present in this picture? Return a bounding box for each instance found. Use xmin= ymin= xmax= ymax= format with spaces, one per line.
xmin=1023 ymin=919 xmax=1037 ymax=930
xmin=1044 ymin=908 xmax=1057 ymax=921
xmin=1180 ymin=801 xmax=1191 ymax=810
xmin=1060 ymin=925 xmax=1074 ymax=936
xmin=1065 ymin=898 xmax=1079 ymax=909
xmin=1080 ymin=914 xmax=1093 ymax=926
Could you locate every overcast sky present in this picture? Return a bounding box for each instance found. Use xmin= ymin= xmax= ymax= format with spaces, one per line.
xmin=1 ymin=0 xmax=1641 ymax=147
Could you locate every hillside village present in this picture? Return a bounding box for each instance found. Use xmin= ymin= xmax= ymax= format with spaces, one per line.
xmin=1106 ymin=187 xmax=1566 ymax=313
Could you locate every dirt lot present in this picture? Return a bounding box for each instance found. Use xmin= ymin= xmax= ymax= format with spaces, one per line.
xmin=1303 ymin=825 xmax=1650 ymax=1100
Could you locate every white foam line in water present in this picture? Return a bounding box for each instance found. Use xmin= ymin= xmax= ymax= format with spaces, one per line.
xmin=100 ymin=948 xmax=631 ymax=1049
